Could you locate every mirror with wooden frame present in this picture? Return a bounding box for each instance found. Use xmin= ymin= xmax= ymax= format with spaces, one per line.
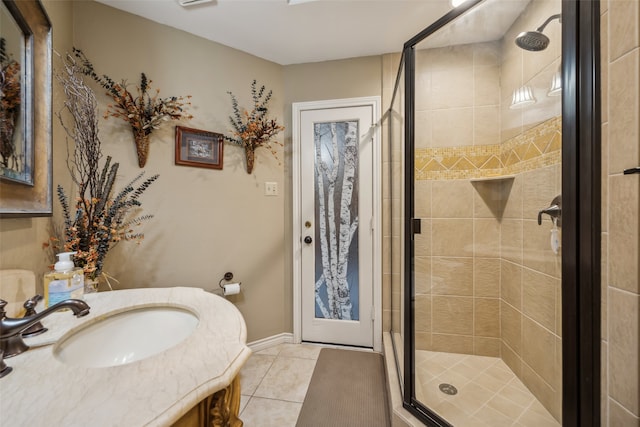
xmin=0 ymin=0 xmax=52 ymax=216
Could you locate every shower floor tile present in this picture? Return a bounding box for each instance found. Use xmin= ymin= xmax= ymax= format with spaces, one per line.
xmin=415 ymin=350 xmax=560 ymax=426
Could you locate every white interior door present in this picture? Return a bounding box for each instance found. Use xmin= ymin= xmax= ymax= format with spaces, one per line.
xmin=296 ymin=100 xmax=378 ymax=348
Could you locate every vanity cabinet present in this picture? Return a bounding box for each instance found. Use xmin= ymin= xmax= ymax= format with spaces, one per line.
xmin=1 ymin=288 xmax=251 ymax=427
xmin=173 ymin=376 xmax=242 ymax=427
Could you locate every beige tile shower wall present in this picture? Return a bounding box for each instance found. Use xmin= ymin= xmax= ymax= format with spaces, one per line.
xmin=496 ymin=0 xmax=563 ymax=421
xmin=601 ymin=0 xmax=640 ymax=425
xmin=403 ymin=1 xmax=567 ymax=420
xmin=415 ymin=116 xmax=561 ymax=180
xmin=414 ymin=123 xmax=563 ymax=423
xmin=413 ymin=41 xmax=503 ymax=355
xmin=500 ymin=164 xmax=563 ymax=421
xmin=500 ymin=0 xmax=562 ymax=143
xmin=415 ymin=41 xmax=501 ymax=151
xmin=417 ymin=181 xmax=504 ymax=357
xmin=412 ymin=30 xmax=563 ymax=425
xmin=414 ymin=118 xmax=562 ymax=366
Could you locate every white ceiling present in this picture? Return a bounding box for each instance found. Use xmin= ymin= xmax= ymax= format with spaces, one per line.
xmin=95 ymin=0 xmax=530 ymax=65
xmin=95 ymin=0 xmax=456 ymax=65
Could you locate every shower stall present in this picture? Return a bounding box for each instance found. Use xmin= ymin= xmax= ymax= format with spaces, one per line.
xmin=385 ymin=0 xmax=601 ymax=425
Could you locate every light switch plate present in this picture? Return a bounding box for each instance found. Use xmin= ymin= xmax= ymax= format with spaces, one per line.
xmin=265 ymin=182 xmax=278 ymax=196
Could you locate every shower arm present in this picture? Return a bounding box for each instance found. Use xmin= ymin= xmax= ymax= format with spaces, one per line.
xmin=537 ymin=14 xmax=562 ymax=32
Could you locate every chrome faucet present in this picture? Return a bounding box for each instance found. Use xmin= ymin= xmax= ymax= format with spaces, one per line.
xmin=0 ymin=298 xmax=90 ymax=358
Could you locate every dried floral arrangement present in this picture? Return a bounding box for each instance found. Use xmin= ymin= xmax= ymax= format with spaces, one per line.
xmin=225 ymin=80 xmax=284 ymax=173
xmin=72 ymin=48 xmax=193 ymax=168
xmin=44 ymin=52 xmax=158 ymax=283
xmin=0 ymin=37 xmax=21 ymax=170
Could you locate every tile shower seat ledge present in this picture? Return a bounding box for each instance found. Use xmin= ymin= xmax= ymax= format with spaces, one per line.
xmin=469 ymin=175 xmax=516 ymax=183
xmin=0 ymin=287 xmax=251 ymax=427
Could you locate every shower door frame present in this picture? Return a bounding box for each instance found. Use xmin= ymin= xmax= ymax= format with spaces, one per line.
xmin=400 ymin=1 xmax=602 ymax=426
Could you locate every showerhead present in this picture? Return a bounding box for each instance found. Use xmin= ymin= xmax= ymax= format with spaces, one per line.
xmin=515 ymin=31 xmax=550 ymax=51
xmin=515 ymin=13 xmax=561 ymax=51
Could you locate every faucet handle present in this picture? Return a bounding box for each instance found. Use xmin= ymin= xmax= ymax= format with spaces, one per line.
xmin=23 ymin=295 xmax=43 ymax=313
xmin=537 ymin=204 xmax=561 ymax=225
xmin=0 ymin=300 xmax=6 ymax=318
xmin=21 ymin=295 xmax=48 ymax=338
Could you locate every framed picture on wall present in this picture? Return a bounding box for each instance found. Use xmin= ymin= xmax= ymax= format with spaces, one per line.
xmin=175 ymin=126 xmax=224 ymax=169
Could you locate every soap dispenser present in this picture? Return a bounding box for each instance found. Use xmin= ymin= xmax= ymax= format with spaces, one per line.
xmin=44 ymin=252 xmax=85 ymax=308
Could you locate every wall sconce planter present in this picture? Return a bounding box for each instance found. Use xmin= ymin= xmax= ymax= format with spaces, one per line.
xmin=225 ymin=80 xmax=284 ymax=174
xmin=73 ymin=49 xmax=193 ymax=168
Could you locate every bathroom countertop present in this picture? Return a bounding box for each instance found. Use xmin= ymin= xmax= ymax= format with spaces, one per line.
xmin=0 ymin=287 xmax=251 ymax=427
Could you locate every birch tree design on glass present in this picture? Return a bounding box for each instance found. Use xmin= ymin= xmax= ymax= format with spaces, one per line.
xmin=314 ymin=121 xmax=360 ymax=321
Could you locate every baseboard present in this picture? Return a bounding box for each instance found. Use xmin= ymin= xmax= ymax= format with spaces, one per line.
xmin=247 ymin=333 xmax=294 ymax=352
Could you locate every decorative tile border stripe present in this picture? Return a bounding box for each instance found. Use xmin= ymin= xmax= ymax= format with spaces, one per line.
xmin=415 ymin=116 xmax=562 ymax=180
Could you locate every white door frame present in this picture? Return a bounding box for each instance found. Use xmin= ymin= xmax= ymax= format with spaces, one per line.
xmin=292 ymin=96 xmax=382 ymax=352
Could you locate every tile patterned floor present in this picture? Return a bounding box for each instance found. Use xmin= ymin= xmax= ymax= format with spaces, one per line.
xmin=415 ymin=350 xmax=561 ymax=427
xmin=239 ymin=343 xmax=322 ymax=427
xmin=238 ymin=344 xmax=560 ymax=426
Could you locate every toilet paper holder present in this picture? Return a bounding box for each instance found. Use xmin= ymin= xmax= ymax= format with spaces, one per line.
xmin=218 ymin=272 xmax=241 ymax=296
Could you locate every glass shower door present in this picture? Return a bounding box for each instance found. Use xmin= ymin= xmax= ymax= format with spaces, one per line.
xmin=405 ymin=0 xmax=564 ymax=424
xmin=389 ymin=55 xmax=406 ymax=388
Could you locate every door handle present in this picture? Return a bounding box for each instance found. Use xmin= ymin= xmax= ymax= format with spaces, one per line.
xmin=304 ymin=236 xmax=313 ymax=244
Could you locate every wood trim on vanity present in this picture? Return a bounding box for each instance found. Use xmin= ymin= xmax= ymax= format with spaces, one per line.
xmin=172 ymin=375 xmax=243 ymax=427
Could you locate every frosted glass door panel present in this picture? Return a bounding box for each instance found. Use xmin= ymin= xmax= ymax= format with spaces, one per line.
xmin=313 ymin=121 xmax=360 ymax=321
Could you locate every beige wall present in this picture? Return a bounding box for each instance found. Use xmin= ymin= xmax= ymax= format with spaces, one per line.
xmin=0 ymin=1 xmax=384 ymax=344
xmin=600 ymin=0 xmax=640 ymax=425
xmin=283 ymin=57 xmax=382 ymax=104
xmin=70 ymin=1 xmax=287 ymax=343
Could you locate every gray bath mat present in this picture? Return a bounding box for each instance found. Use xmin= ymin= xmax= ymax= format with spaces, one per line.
xmin=296 ymin=348 xmax=390 ymax=427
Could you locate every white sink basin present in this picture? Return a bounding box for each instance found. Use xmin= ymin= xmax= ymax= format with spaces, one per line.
xmin=53 ymin=306 xmax=199 ymax=368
